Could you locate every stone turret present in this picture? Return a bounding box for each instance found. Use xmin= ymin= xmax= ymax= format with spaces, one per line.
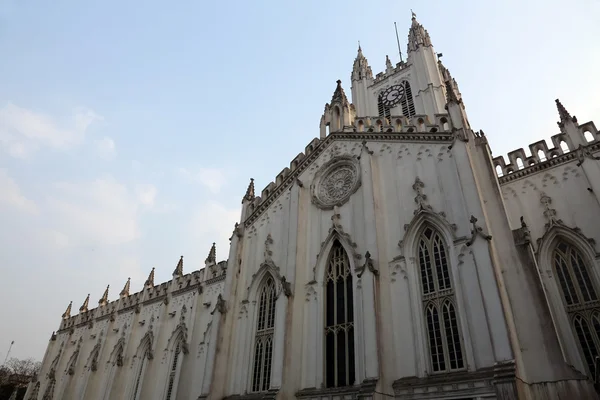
xmin=320 ymin=80 xmax=355 ymax=138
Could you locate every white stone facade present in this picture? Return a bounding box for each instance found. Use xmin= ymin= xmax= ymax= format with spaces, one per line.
xmin=26 ymin=14 xmax=600 ymax=400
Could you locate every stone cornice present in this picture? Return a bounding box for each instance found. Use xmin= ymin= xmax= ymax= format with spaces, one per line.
xmin=244 ymin=132 xmax=453 ymax=227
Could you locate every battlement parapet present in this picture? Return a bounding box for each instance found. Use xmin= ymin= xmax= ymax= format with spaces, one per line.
xmin=493 ymin=121 xmax=599 ymax=181
xmin=373 ymin=61 xmax=410 ymax=85
xmin=57 ymin=263 xmax=226 ymax=333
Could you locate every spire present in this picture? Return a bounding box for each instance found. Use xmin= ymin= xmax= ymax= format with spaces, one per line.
xmin=62 ymin=301 xmax=72 ymax=319
xmin=556 ymin=99 xmax=577 ymax=127
xmin=144 ymin=267 xmax=155 ymax=289
xmin=352 ymin=45 xmax=373 ymax=81
xmin=407 ymin=11 xmax=432 ymax=52
xmin=205 ymin=243 xmax=216 ymax=265
xmin=120 ymin=277 xmax=131 ymax=298
xmin=331 ymin=80 xmax=349 ymax=105
xmin=98 ymin=285 xmax=109 ymax=306
xmin=79 ymin=294 xmax=90 ymax=313
xmin=243 ymin=178 xmax=255 ymax=203
xmin=173 ymin=256 xmax=184 ymax=277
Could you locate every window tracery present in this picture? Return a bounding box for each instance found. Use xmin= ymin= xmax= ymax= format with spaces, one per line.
xmin=251 ymin=276 xmax=276 ymax=392
xmin=418 ymin=226 xmax=464 ymax=372
xmin=324 ymin=240 xmax=355 ymax=388
xmin=553 ymin=240 xmax=600 ymax=374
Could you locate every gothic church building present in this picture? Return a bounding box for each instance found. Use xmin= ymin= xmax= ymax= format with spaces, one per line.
xmin=26 ymin=13 xmax=600 ymax=400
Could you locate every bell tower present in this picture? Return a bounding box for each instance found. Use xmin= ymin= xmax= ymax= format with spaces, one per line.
xmin=347 ymin=13 xmax=450 ymax=123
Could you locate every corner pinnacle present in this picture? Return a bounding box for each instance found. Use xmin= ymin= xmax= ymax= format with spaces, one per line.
xmin=243 ymin=178 xmax=255 ymax=203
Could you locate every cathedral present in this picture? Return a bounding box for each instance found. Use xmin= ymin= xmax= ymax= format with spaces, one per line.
xmin=25 ymin=13 xmax=600 ymax=400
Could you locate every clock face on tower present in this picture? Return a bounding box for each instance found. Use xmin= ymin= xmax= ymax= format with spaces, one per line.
xmin=380 ymin=84 xmax=405 ymax=107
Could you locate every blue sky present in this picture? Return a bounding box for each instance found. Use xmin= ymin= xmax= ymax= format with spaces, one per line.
xmin=0 ymin=0 xmax=598 ymax=361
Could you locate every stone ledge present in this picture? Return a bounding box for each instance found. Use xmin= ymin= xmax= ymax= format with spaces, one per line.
xmin=392 ymin=368 xmax=496 ymax=399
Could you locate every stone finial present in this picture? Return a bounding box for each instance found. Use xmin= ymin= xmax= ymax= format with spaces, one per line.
xmin=62 ymin=301 xmax=72 ymax=319
xmin=205 ymin=243 xmax=216 ymax=265
xmin=330 ymin=80 xmax=349 ymax=105
xmin=556 ymin=99 xmax=577 ymax=127
xmin=98 ymin=285 xmax=109 ymax=306
xmin=243 ymin=178 xmax=255 ymax=203
xmin=144 ymin=268 xmax=155 ymax=289
xmin=173 ymin=256 xmax=184 ymax=277
xmin=408 ymin=11 xmax=432 ymax=52
xmin=385 ymin=54 xmax=393 ymax=70
xmin=79 ymin=294 xmax=90 ymax=313
xmin=120 ymin=277 xmax=131 ymax=298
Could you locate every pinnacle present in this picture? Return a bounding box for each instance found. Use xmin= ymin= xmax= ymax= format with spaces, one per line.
xmin=173 ymin=255 xmax=184 ymax=277
xmin=331 ymin=80 xmax=349 ymax=105
xmin=79 ymin=294 xmax=90 ymax=313
xmin=144 ymin=267 xmax=155 ymax=288
xmin=555 ymin=99 xmax=576 ymax=125
xmin=243 ymin=178 xmax=255 ymax=203
xmin=62 ymin=301 xmax=72 ymax=319
xmin=98 ymin=285 xmax=110 ymax=305
xmin=206 ymin=242 xmax=216 ymax=264
xmin=120 ymin=277 xmax=131 ymax=298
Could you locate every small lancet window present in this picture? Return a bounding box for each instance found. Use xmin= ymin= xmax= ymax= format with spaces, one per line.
xmin=324 ymin=240 xmax=355 ymax=388
xmin=560 ymin=141 xmax=570 ymax=153
xmin=584 ymin=131 xmax=594 ymax=143
xmin=165 ymin=341 xmax=182 ymax=400
xmin=553 ymin=240 xmax=600 ymax=375
xmin=131 ymin=347 xmax=150 ymax=400
xmin=418 ymin=226 xmax=464 ymax=373
xmin=251 ymin=276 xmax=276 ymax=392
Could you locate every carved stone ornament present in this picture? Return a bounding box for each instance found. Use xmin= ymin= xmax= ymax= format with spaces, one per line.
xmin=466 ymin=215 xmax=492 ymax=246
xmin=576 ymin=144 xmax=600 ymax=167
xmin=355 ymin=251 xmax=379 ymax=278
xmin=311 ymin=155 xmax=361 ymax=210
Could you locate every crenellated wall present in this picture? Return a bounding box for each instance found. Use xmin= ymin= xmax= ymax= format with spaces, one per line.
xmin=492 ymin=121 xmax=599 ymax=178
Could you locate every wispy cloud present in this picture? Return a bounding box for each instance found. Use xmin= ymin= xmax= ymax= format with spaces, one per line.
xmin=46 ymin=177 xmax=144 ymax=246
xmin=178 ymin=166 xmax=229 ymax=194
xmin=0 ymin=103 xmax=102 ymax=158
xmin=94 ymin=136 xmax=116 ymax=159
xmin=135 ymin=184 xmax=157 ymax=208
xmin=189 ymin=200 xmax=240 ymax=258
xmin=0 ymin=169 xmax=38 ymax=214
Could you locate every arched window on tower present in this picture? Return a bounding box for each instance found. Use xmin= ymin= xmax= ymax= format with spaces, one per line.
xmin=418 ymin=226 xmax=464 ymax=372
xmin=324 ymin=240 xmax=355 ymax=388
xmin=552 ymin=240 xmax=600 ymax=374
xmin=400 ymin=81 xmax=416 ymax=118
xmin=251 ymin=276 xmax=276 ymax=392
xmin=165 ymin=340 xmax=183 ymax=400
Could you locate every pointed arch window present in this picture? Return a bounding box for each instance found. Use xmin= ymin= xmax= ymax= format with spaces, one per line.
xmin=324 ymin=240 xmax=355 ymax=388
xmin=553 ymin=240 xmax=600 ymax=375
xmin=251 ymin=276 xmax=276 ymax=392
xmin=165 ymin=341 xmax=182 ymax=400
xmin=418 ymin=226 xmax=464 ymax=372
xmin=131 ymin=347 xmax=150 ymax=400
